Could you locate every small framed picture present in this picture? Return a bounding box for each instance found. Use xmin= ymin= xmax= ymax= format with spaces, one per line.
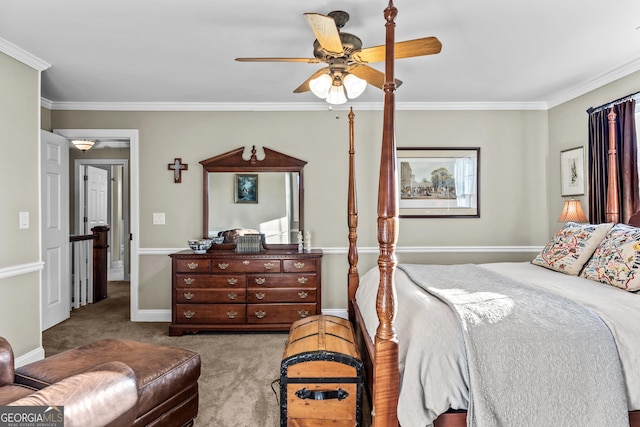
xmin=560 ymin=147 xmax=585 ymax=196
xmin=235 ymin=174 xmax=258 ymax=203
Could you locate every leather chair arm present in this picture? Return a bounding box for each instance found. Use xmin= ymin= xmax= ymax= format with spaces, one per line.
xmin=0 ymin=337 xmax=15 ymax=387
xmin=9 ymin=361 xmax=138 ymax=427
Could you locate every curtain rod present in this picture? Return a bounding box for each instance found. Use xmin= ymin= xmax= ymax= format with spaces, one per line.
xmin=586 ymin=90 xmax=640 ymax=114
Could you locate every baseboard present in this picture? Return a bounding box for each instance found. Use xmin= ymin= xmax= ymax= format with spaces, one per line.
xmin=15 ymin=346 xmax=45 ymax=368
xmin=322 ymin=308 xmax=348 ymax=319
xmin=130 ymin=308 xmax=171 ymax=322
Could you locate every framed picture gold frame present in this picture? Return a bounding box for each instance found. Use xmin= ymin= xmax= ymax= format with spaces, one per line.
xmin=234 ymin=174 xmax=258 ymax=203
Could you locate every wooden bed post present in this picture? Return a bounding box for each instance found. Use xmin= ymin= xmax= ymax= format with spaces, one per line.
xmin=347 ymin=107 xmax=360 ymax=322
xmin=606 ymin=108 xmax=620 ymax=223
xmin=373 ymin=2 xmax=400 ymax=426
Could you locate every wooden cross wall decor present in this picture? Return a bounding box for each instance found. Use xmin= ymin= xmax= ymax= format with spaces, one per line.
xmin=168 ymin=158 xmax=188 ymax=183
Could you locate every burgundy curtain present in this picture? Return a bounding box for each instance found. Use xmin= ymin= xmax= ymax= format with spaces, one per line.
xmin=588 ymin=99 xmax=638 ymax=224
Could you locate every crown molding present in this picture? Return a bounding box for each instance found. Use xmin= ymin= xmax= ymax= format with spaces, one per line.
xmin=0 ymin=37 xmax=50 ymax=71
xmin=42 ymin=99 xmax=548 ymax=112
xmin=546 ymin=56 xmax=640 ymax=108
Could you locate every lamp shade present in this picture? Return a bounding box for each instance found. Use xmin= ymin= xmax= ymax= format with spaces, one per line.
xmin=70 ymin=139 xmax=95 ymax=151
xmin=558 ymin=199 xmax=588 ymax=223
xmin=309 ymin=74 xmax=332 ymax=99
xmin=343 ymin=74 xmax=367 ymax=99
xmin=325 ymin=85 xmax=347 ymax=105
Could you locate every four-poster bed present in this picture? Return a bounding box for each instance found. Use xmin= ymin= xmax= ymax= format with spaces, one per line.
xmin=346 ymin=1 xmax=640 ymax=426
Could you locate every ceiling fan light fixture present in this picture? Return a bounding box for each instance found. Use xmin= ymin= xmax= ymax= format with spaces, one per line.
xmin=309 ymin=74 xmax=333 ymax=99
xmin=70 ymin=139 xmax=95 ymax=151
xmin=343 ymin=73 xmax=366 ymax=99
xmin=326 ymin=84 xmax=347 ymax=105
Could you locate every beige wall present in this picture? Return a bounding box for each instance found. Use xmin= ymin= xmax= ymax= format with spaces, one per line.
xmin=4 ymin=41 xmax=640 ymax=350
xmin=0 ymin=52 xmax=42 ymax=356
xmin=548 ymin=70 xmax=640 ymax=237
xmin=50 ymin=108 xmax=550 ymax=311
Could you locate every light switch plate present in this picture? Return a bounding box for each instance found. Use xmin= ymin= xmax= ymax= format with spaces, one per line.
xmin=152 ymin=212 xmax=165 ymax=225
xmin=19 ymin=211 xmax=29 ymax=229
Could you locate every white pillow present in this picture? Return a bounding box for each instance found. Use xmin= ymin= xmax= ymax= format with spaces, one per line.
xmin=531 ymin=222 xmax=614 ymax=275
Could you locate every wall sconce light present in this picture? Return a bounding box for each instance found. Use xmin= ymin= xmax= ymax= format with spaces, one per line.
xmin=309 ymin=72 xmax=367 ymax=105
xmin=558 ymin=198 xmax=588 ymax=223
xmin=70 ymin=139 xmax=95 ymax=152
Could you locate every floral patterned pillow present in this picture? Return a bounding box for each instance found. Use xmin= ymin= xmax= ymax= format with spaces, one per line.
xmin=532 ymin=222 xmax=614 ymax=276
xmin=580 ymin=223 xmax=640 ymax=291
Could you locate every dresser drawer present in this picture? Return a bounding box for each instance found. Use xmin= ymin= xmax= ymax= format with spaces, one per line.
xmin=175 ymin=274 xmax=245 ymax=288
xmin=176 ymin=288 xmax=246 ymax=303
xmin=212 ymin=258 xmax=282 ymax=273
xmin=175 ymin=304 xmax=246 ymax=324
xmin=175 ymin=259 xmax=211 ymax=273
xmin=247 ymin=273 xmax=316 ymax=288
xmin=283 ymin=259 xmax=317 ymax=273
xmin=247 ymin=303 xmax=317 ymax=324
xmin=247 ymin=288 xmax=316 ymax=303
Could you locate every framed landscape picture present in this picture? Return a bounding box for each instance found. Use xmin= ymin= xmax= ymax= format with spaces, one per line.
xmin=235 ymin=174 xmax=258 ymax=203
xmin=560 ymin=146 xmax=585 ymax=196
xmin=397 ymin=147 xmax=480 ymax=218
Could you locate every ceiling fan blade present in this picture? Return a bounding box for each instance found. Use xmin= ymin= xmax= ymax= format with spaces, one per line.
xmin=348 ymin=65 xmax=402 ymax=90
xmin=235 ymin=57 xmax=321 ymax=63
xmin=304 ymin=13 xmax=344 ymax=55
xmin=293 ymin=67 xmax=330 ymax=93
xmin=353 ymin=37 xmax=442 ymax=63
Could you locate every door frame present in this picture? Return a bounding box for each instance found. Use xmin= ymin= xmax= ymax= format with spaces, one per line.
xmin=54 ymin=129 xmax=140 ymax=320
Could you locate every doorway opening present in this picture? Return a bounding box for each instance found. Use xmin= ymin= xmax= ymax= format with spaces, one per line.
xmin=54 ymin=129 xmax=140 ymax=320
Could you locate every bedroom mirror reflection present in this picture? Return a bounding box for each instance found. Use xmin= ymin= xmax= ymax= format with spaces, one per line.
xmin=201 ymin=146 xmax=306 ymax=246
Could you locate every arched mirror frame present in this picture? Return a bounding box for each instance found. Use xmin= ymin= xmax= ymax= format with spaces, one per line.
xmin=201 ymin=145 xmax=306 ymax=249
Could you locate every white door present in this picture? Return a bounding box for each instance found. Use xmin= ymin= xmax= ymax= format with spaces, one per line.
xmin=85 ymin=165 xmax=108 ymax=233
xmin=41 ymin=130 xmax=70 ymax=330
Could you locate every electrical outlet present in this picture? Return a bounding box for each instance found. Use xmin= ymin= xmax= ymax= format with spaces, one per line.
xmin=152 ymin=212 xmax=165 ymax=225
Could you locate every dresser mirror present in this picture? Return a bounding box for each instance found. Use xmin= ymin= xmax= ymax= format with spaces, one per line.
xmin=201 ymin=146 xmax=306 ymax=247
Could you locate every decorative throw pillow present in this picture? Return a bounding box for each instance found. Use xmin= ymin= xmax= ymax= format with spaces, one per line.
xmin=532 ymin=222 xmax=614 ymax=275
xmin=580 ymin=223 xmax=640 ymax=291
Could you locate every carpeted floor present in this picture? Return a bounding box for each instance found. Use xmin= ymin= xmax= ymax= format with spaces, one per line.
xmin=42 ymin=281 xmax=289 ymax=427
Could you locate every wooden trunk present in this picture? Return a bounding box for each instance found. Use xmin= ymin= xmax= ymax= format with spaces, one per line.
xmin=280 ymin=315 xmax=364 ymax=427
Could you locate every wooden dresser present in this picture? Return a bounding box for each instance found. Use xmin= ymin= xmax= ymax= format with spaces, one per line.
xmin=169 ymin=249 xmax=322 ymax=335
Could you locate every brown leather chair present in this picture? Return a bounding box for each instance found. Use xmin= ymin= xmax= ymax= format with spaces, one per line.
xmin=14 ymin=338 xmax=201 ymax=427
xmin=0 ymin=337 xmax=138 ymax=427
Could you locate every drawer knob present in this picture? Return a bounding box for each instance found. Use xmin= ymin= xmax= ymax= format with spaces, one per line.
xmin=187 ymin=262 xmax=198 ymax=270
xmin=227 ymin=278 xmax=238 ymax=285
xmin=227 ymin=292 xmax=238 ymax=300
xmin=227 ymin=311 xmax=238 ymax=319
xmin=297 ymin=277 xmax=308 ymax=284
xmin=183 ymin=277 xmax=195 ymax=285
xmin=255 ymin=292 xmax=265 ymax=300
xmin=264 ymin=262 xmax=275 ymax=270
xmin=183 ymin=292 xmax=194 ymax=300
xmin=254 ymin=310 xmax=267 ymax=319
xmin=217 ymin=263 xmax=229 ymax=270
xmin=183 ymin=310 xmax=195 ymax=319
xmin=298 ymin=291 xmax=309 ymax=299
xmin=255 ymin=277 xmax=266 ymax=285
xmin=243 ymin=260 xmax=250 ymax=265
xmin=294 ymin=262 xmax=305 ymax=269
xmin=298 ymin=310 xmax=309 ymax=318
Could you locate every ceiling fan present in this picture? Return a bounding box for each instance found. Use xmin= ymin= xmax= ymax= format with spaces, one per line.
xmin=235 ymin=10 xmax=442 ymax=104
